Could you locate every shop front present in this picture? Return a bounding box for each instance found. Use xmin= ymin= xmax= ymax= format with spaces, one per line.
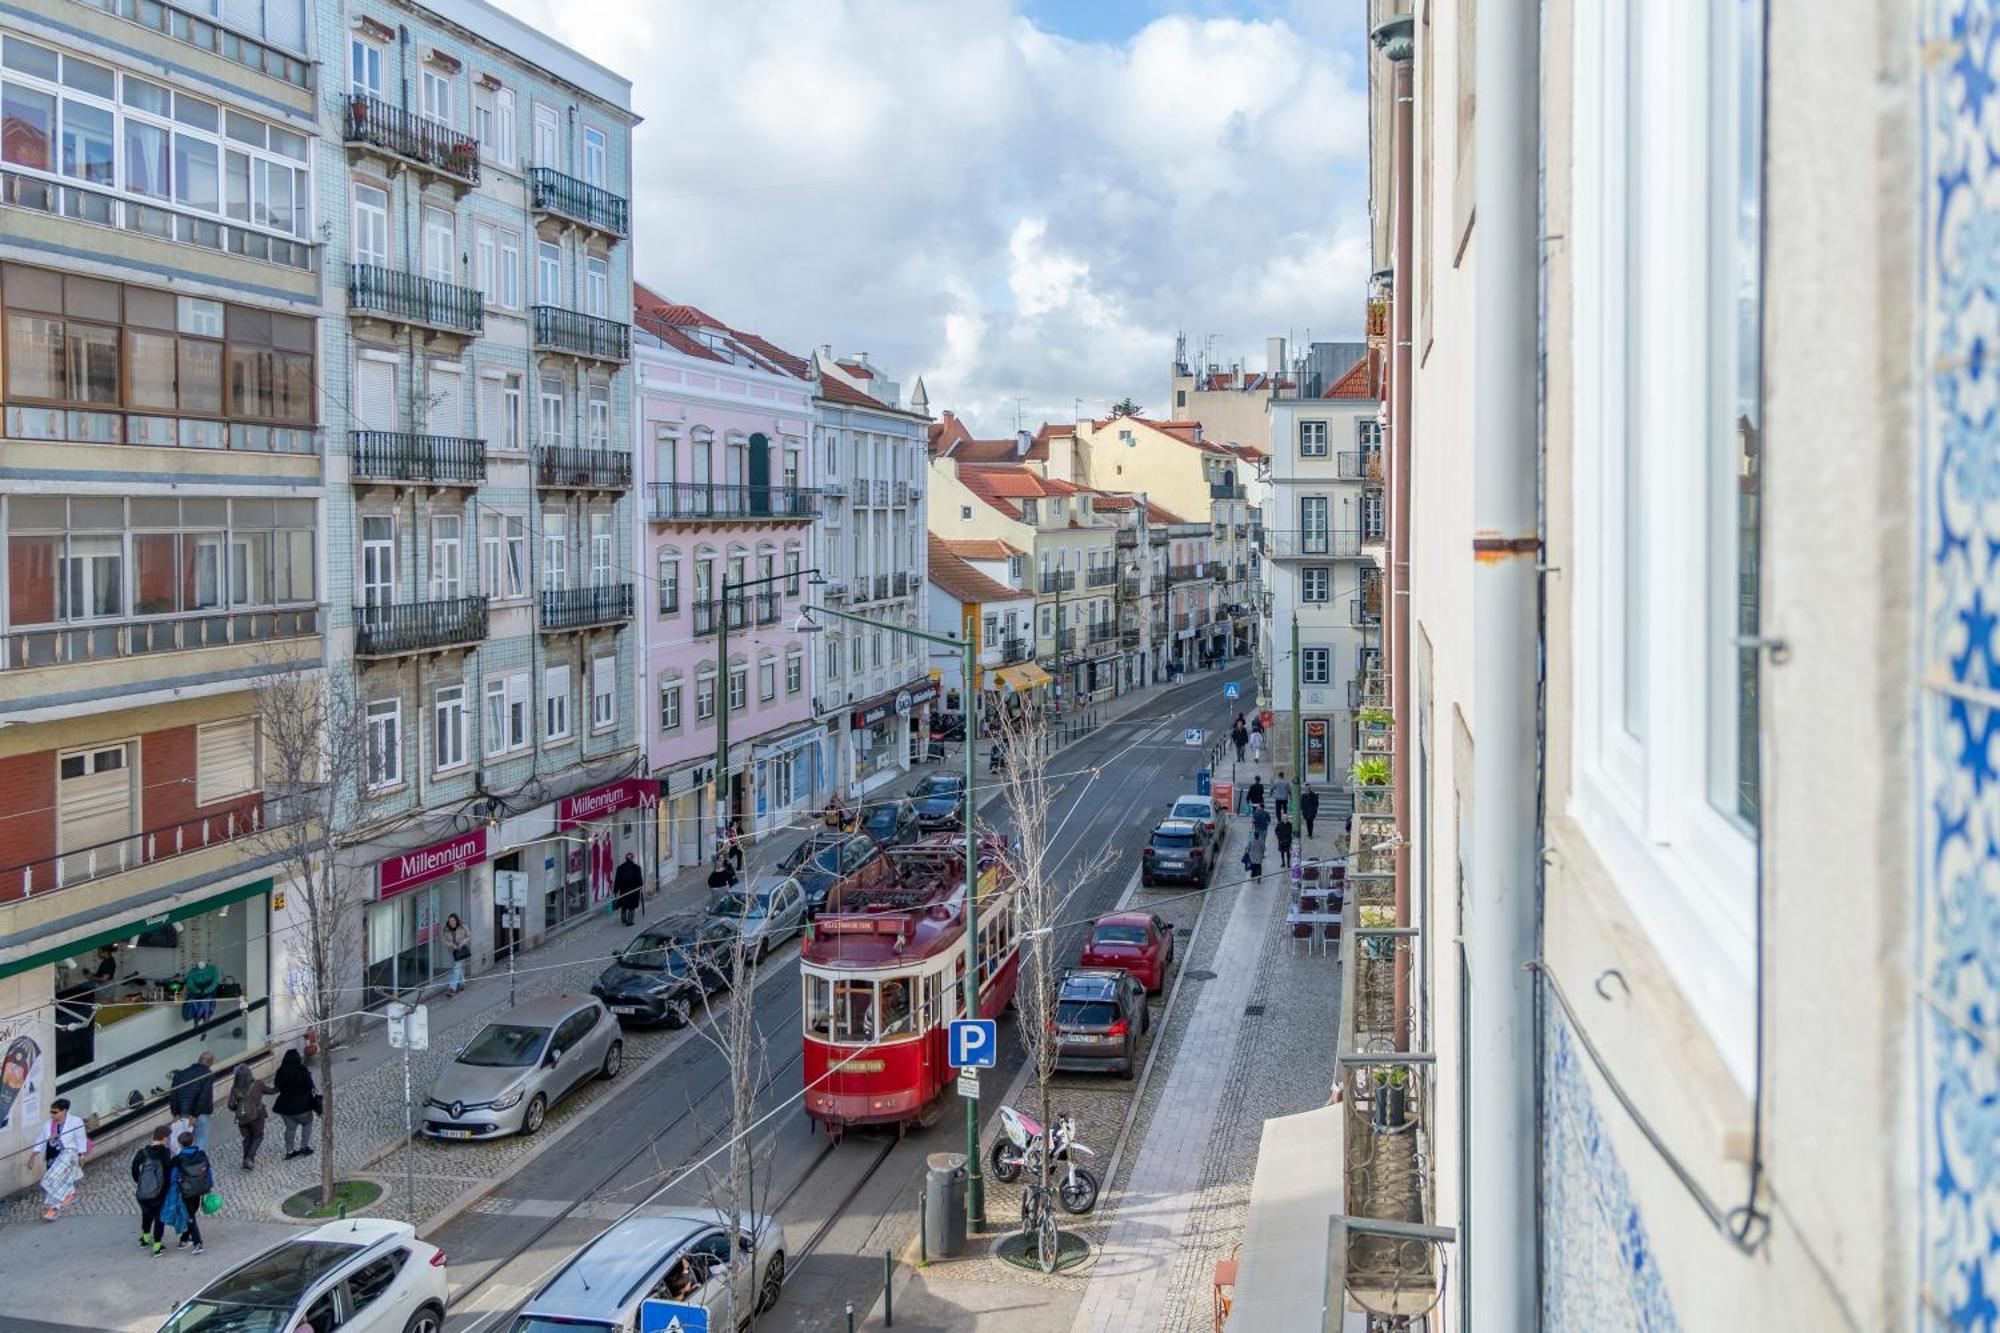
xmin=984 ymin=662 xmax=1054 ymax=733
xmin=26 ymin=876 xmax=274 ymax=1132
xmin=846 ymin=682 xmax=934 ymax=796
xmin=554 ymin=778 xmax=656 ymax=928
xmin=368 ymin=828 xmax=486 ymax=1008
xmin=1304 ymin=717 xmax=1332 ymax=785
xmin=754 ymin=725 xmax=825 ymax=832
xmin=657 ymin=761 xmax=717 ymax=876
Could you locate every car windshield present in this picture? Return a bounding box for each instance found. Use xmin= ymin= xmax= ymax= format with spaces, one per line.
xmin=915 ymin=777 xmax=960 ymax=797
xmin=615 ymin=932 xmax=694 ymax=971
xmin=513 ymin=1320 xmax=617 ymax=1333
xmin=1171 ymin=802 xmax=1211 ymax=821
xmin=170 ymin=1240 xmax=362 ymax=1320
xmin=1152 ymin=832 xmax=1195 ymax=850
xmin=1056 ymin=1000 xmax=1120 ymax=1027
xmin=161 ymin=1303 xmax=293 ymax=1333
xmin=1093 ymin=925 xmax=1150 ymax=947
xmin=709 ymin=891 xmax=767 ymax=919
xmin=458 ymin=1023 xmax=549 ymax=1067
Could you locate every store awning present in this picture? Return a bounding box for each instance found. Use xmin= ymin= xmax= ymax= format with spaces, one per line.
xmin=990 ymin=662 xmax=1054 ymax=693
xmin=1225 ymin=1103 xmax=1345 ymax=1332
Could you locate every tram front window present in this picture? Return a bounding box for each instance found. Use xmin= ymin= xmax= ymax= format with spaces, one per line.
xmin=879 ymin=977 xmax=914 ymax=1036
xmin=835 ymin=980 xmax=875 ymax=1043
xmin=805 ymin=975 xmax=833 ymax=1037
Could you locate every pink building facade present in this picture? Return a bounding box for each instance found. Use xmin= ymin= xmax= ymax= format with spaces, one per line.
xmin=633 ymin=290 xmax=823 ymax=872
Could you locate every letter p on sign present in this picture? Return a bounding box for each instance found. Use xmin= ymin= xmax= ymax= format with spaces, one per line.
xmin=949 ymin=1018 xmax=997 ymax=1069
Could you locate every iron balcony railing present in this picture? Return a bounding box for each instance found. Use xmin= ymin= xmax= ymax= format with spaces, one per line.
xmin=1209 ymin=479 xmax=1242 ymax=499
xmin=1337 ymin=450 xmax=1369 ymax=480
xmin=1038 ymin=571 xmax=1076 ymax=594
xmin=5 ymin=795 xmax=291 ymax=900
xmin=1170 ymin=564 xmax=1204 ymax=581
xmin=350 ymin=431 xmax=486 ymax=485
xmin=1088 ymin=622 xmax=1115 ymax=643
xmin=1086 ymin=566 xmax=1118 ymax=588
xmin=648 ymin=482 xmax=816 ymax=520
xmin=536 ymin=446 xmax=633 ymax=490
xmin=353 ymin=596 xmax=486 ymax=656
xmin=756 ymin=590 xmax=780 ymax=624
xmin=895 ymin=480 xmax=911 ymax=506
xmin=540 ymin=583 xmax=633 ymax=631
xmin=349 ymin=264 xmax=483 ymax=334
xmin=1120 ymin=627 xmax=1141 ymax=647
xmin=1362 ymin=509 xmax=1387 ymax=542
xmin=693 ymin=595 xmax=749 ymax=635
xmin=344 ymin=93 xmax=479 ymax=185
xmin=874 ymin=480 xmax=892 ymax=506
xmin=1115 ymin=529 xmax=1138 ymax=548
xmin=532 ymin=306 xmax=631 ymax=362
xmin=1054 ymin=628 xmax=1077 ymax=652
xmin=3 ymin=606 xmax=319 ymax=670
xmin=1119 ymin=574 xmax=1142 ymax=598
xmin=893 ymin=572 xmax=912 ymax=596
xmin=874 ymin=574 xmax=890 ymax=601
xmin=528 ymin=167 xmax=629 ymax=238
xmin=998 ymin=637 xmax=1030 ymax=662
xmin=1263 ymin=529 xmax=1364 ymax=559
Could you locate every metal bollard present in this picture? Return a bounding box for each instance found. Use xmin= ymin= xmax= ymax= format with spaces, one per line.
xmin=846 ymin=1300 xmax=855 ymax=1333
xmin=884 ymin=1247 xmax=895 ymax=1326
xmin=918 ymin=1186 xmax=928 ymax=1265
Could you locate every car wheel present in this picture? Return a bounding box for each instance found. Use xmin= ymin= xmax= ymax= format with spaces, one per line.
xmin=667 ymin=999 xmax=691 ymax=1028
xmin=520 ymin=1093 xmax=548 ymax=1136
xmin=1141 ymin=875 xmax=1154 ymax=888
xmin=758 ymin=1250 xmax=787 ymax=1313
xmin=1119 ymin=1060 xmax=1135 ymax=1080
xmin=757 ymin=936 xmax=769 ymax=964
xmin=600 ymin=1040 xmax=623 ymax=1080
xmin=401 ymin=1305 xmax=445 ymax=1333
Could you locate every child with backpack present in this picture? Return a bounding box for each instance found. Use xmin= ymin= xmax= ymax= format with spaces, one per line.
xmin=162 ymin=1131 xmax=215 ymax=1254
xmin=130 ymin=1125 xmax=173 ymax=1255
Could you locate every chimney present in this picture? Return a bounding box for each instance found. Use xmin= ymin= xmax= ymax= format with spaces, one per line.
xmin=854 ymin=352 xmax=870 ymax=368
xmin=820 ymin=344 xmax=833 ymax=362
xmin=1015 ymin=428 xmax=1032 ymax=458
xmin=1267 ymin=336 xmax=1286 ymax=376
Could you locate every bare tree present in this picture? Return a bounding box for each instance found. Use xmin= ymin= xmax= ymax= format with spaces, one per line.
xmin=248 ymin=663 xmax=368 ymax=1208
xmin=990 ymin=704 xmax=1114 ymax=1261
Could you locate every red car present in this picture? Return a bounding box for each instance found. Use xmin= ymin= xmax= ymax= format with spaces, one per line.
xmin=1078 ymin=911 xmax=1175 ymax=993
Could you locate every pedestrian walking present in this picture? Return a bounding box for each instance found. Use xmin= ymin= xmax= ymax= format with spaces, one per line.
xmin=1241 ymin=837 xmax=1265 ymax=880
xmin=272 ymin=1048 xmax=317 ymax=1160
xmin=131 ymin=1124 xmax=173 ymax=1254
xmin=226 ymin=1063 xmax=268 ymax=1171
xmin=1276 ymin=812 xmax=1295 ymax=868
xmin=1249 ymin=716 xmax=1265 ymax=763
xmin=1301 ymin=786 xmax=1321 ymax=839
xmin=1247 ymin=776 xmax=1265 ymax=811
xmin=34 ymin=1098 xmax=87 ymax=1221
xmin=613 ymin=853 xmax=645 ymax=927
xmin=1252 ymin=804 xmax=1272 ymax=844
xmin=1231 ymin=715 xmax=1249 ymax=763
xmin=167 ymin=1051 xmax=216 ymax=1154
xmin=1272 ymin=770 xmax=1293 ymax=814
xmin=165 ymin=1131 xmax=213 ymax=1254
xmin=706 ymin=855 xmax=739 ymax=893
xmin=722 ymin=828 xmax=745 ymax=876
xmin=440 ymin=912 xmax=471 ymax=994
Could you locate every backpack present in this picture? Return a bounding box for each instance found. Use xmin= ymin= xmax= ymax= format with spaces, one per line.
xmin=135 ymin=1149 xmax=165 ymax=1201
xmin=176 ymin=1152 xmax=212 ymax=1202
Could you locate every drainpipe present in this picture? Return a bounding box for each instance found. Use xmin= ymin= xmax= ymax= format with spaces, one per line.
xmin=1468 ymin=0 xmax=1540 ymax=1322
xmin=1371 ymin=15 xmax=1415 ymax=1053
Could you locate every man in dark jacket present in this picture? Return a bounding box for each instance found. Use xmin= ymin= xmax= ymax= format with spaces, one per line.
xmin=1246 ymin=776 xmax=1265 ymax=812
xmin=613 ymin=853 xmax=645 ymax=926
xmin=131 ymin=1125 xmax=173 ymax=1254
xmin=168 ymin=1051 xmax=216 ymax=1153
xmin=1300 ymin=786 xmax=1321 ymax=839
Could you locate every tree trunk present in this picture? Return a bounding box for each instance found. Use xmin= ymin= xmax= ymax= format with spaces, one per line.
xmin=316 ymin=1040 xmax=336 ymax=1207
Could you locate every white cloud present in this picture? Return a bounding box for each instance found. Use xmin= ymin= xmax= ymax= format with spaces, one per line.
xmin=491 ymin=0 xmax=1369 ymax=432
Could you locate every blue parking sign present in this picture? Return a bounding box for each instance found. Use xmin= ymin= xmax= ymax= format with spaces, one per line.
xmin=640 ymin=1300 xmax=708 ymax=1333
xmin=949 ymin=1018 xmax=997 ymax=1068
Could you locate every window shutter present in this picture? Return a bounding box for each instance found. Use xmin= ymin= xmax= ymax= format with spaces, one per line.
xmin=262 ymin=0 xmax=305 ymax=52
xmin=222 ymin=0 xmax=264 ymax=40
xmin=594 ymin=655 xmax=615 ymax=719
xmin=428 ymin=365 xmax=463 ymax=437
xmin=355 ymin=357 xmax=396 ymax=435
xmin=479 ymin=377 xmax=504 ymax=448
xmin=196 ymin=718 xmax=259 ymax=805
xmin=58 ymin=751 xmax=135 ymax=872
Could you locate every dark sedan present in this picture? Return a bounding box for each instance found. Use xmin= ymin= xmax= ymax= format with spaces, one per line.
xmin=792 ymin=833 xmax=883 ymax=915
xmin=909 ymin=775 xmax=966 ymax=831
xmin=860 ymin=800 xmax=920 ymax=847
xmin=590 ymin=915 xmax=734 ymax=1027
xmin=1053 ymin=969 xmax=1151 ymax=1078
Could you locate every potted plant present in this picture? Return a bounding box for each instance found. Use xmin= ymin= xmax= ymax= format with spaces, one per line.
xmin=1352 ymin=757 xmax=1391 ymax=787
xmin=1358 ymin=707 xmax=1392 ymax=728
xmin=1371 ymin=1065 xmax=1411 ymax=1132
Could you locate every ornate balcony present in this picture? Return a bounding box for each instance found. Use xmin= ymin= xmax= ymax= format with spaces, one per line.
xmin=349 ymin=264 xmax=483 ymax=336
xmin=350 ymin=431 xmax=486 ymax=487
xmin=998 ymin=637 xmax=1030 ymax=662
xmin=1086 ymin=566 xmax=1118 ymax=588
xmin=353 ymin=597 xmax=486 ymax=657
xmin=693 ymin=595 xmax=749 ymax=636
xmin=528 ymin=167 xmax=629 ymax=239
xmin=536 ymin=446 xmax=633 ymax=491
xmin=540 ymin=583 xmax=633 ymax=632
xmin=1263 ymin=529 xmax=1364 ymax=560
xmin=648 ymin=482 xmax=817 ymax=522
xmin=344 ymin=94 xmax=479 ymax=187
xmin=532 ymin=306 xmax=631 ymax=363
xmin=893 ymin=572 xmax=912 ymax=596
xmin=1088 ymin=622 xmax=1115 ymax=644
xmin=1038 ymin=571 xmax=1076 ymax=594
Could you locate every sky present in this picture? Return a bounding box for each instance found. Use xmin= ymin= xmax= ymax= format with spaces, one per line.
xmin=490 ymin=0 xmax=1372 ymax=435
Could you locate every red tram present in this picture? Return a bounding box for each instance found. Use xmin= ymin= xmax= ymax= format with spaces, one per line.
xmin=801 ymin=832 xmax=1018 ymax=1135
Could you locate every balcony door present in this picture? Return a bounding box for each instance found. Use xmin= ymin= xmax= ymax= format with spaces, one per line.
xmin=430 ymin=516 xmax=462 ymax=601
xmin=423 ymin=208 xmax=456 ymax=286
xmin=361 ymin=516 xmax=396 ymax=619
xmin=747 ymin=432 xmax=771 ymax=516
xmin=1299 ymin=496 xmax=1329 ymax=555
xmin=57 ymin=743 xmax=135 ymax=885
xmin=352 ymin=184 xmax=389 ymax=268
xmin=532 ymin=104 xmax=560 ymax=170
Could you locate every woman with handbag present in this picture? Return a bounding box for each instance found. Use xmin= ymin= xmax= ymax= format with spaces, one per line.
xmin=441 ymin=913 xmax=472 ymax=995
xmin=272 ymin=1048 xmax=317 ymax=1160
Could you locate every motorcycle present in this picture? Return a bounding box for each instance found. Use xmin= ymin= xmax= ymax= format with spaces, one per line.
xmin=988 ymin=1104 xmax=1099 ymax=1214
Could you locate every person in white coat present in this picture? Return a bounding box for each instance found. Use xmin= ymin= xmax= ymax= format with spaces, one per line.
xmin=35 ymin=1098 xmax=88 ymax=1220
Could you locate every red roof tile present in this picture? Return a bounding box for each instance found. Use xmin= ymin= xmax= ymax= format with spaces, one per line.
xmin=631 ymin=282 xmax=808 ymax=378
xmin=1324 ymin=348 xmax=1381 ymax=399
xmin=941 ymin=538 xmax=1022 ymax=560
xmin=837 ymin=361 xmax=875 ymax=380
xmin=927 ymin=536 xmax=1026 ymax=606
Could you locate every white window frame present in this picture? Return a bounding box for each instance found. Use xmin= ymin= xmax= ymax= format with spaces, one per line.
xmin=786 ymin=650 xmax=803 ymax=694
xmin=429 ymin=513 xmax=462 ymax=600
xmin=483 ymin=677 xmax=508 ymax=757
xmin=433 ymin=683 xmax=468 ymax=772
xmin=1299 ymin=420 xmax=1329 ymax=456
xmin=350 ymin=38 xmax=383 ymax=98
xmin=474 ymin=223 xmax=496 ymax=303
xmin=586 ymin=256 xmax=609 ymax=317
xmin=728 ymin=666 xmax=748 ymax=712
xmin=419 ymin=66 xmax=451 ymax=126
xmin=696 ymin=671 xmax=717 ymax=721
xmin=544 ymin=664 xmax=572 ymax=741
xmin=352 ymin=183 xmax=389 ymax=268
xmin=505 ymin=671 xmax=530 ymax=750
xmin=365 ymin=697 xmax=401 ymax=791
xmin=582 ymin=125 xmax=607 ymax=187
xmin=497 ymin=230 xmax=521 ymax=309
xmin=759 ymin=658 xmax=777 ymax=702
xmin=1567 ymin=0 xmax=1757 ymax=1088
xmin=660 ymin=677 xmax=683 ymax=732
xmin=495 ymin=87 xmax=516 ymax=167
xmin=537 ymin=240 xmax=562 ymax=306
xmin=591 ymin=654 xmax=616 ymax=731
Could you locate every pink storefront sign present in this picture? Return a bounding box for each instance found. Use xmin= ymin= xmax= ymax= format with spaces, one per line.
xmin=379 ymin=828 xmax=489 ymax=899
xmin=558 ymin=777 xmax=658 ymax=831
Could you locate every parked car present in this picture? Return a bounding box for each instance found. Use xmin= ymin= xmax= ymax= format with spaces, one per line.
xmin=930 ymin=710 xmax=967 ymax=743
xmin=423 ymin=995 xmax=620 ymax=1140
xmin=705 ymin=875 xmax=810 ymax=961
xmin=511 ymin=1207 xmax=789 ymax=1330
xmin=792 ymin=833 xmax=883 ymax=916
xmin=1052 ymin=968 xmax=1151 ymax=1078
xmin=780 ymin=829 xmax=850 ymax=877
xmin=909 ymin=774 xmax=966 ymax=831
xmin=591 ymin=915 xmax=735 ymax=1026
xmin=1079 ymin=911 xmax=1175 ymax=993
xmin=859 ymin=800 xmax=921 ymax=847
xmin=158 ymin=1217 xmax=446 ymax=1333
xmin=1141 ymin=819 xmax=1211 ymax=887
xmin=1167 ymin=793 xmax=1226 ymax=853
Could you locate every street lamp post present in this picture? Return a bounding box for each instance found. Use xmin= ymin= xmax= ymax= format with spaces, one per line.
xmin=797 ymin=601 xmax=986 ymax=1231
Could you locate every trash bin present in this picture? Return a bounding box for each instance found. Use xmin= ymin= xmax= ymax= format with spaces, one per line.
xmin=924 ymin=1152 xmax=968 ymax=1257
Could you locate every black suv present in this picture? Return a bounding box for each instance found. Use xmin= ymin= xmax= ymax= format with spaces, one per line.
xmin=1141 ymin=819 xmax=1211 ymax=887
xmin=590 ymin=915 xmax=734 ymax=1026
xmin=1052 ymin=968 xmax=1151 ymax=1077
xmin=860 ymin=800 xmax=921 ymax=847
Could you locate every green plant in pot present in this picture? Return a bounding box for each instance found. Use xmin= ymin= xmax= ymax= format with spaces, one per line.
xmin=1359 ymin=707 xmax=1392 ymax=727
xmin=1353 ymin=757 xmax=1391 ymax=786
xmin=1371 ymin=1064 xmax=1411 ymax=1132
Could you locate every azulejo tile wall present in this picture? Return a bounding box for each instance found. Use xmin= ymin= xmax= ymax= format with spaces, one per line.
xmin=1921 ymin=1 xmax=2000 ymax=1326
xmin=1540 ymin=1010 xmax=1681 ymax=1332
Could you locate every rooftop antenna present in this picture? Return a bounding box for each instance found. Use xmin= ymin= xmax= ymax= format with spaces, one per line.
xmin=1011 ymin=397 xmax=1029 ymax=432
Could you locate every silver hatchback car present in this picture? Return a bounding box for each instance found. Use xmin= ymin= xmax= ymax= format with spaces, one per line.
xmin=704 ymin=875 xmax=809 ymax=962
xmin=422 ymin=994 xmax=621 ymax=1140
xmin=512 ymin=1207 xmax=789 ymax=1331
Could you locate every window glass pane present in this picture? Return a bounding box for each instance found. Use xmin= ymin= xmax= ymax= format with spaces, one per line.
xmin=59 ymin=55 xmax=114 ymax=97
xmin=60 ymin=100 xmax=114 ymax=186
xmin=225 ymin=150 xmax=251 ymax=222
xmin=1621 ymin=10 xmax=1647 ymax=740
xmin=127 ymin=331 xmax=177 ymax=408
xmin=0 ymin=85 xmax=54 ymax=170
xmin=225 ymin=110 xmax=265 ymax=147
xmin=2 ymin=36 xmax=58 ymax=79
xmin=7 ymin=534 xmax=59 ymax=623
xmin=172 ymin=93 xmax=218 ymax=132
xmin=179 ymin=339 xmax=223 ymax=412
xmin=133 ymin=532 xmax=180 ymax=614
xmin=5 ymin=314 xmax=64 ymax=398
xmin=122 ymin=77 xmax=169 ymax=115
xmin=125 ymin=120 xmax=170 ymax=199
xmin=174 ymin=134 xmax=219 ymax=211
xmin=66 ymin=324 xmax=118 ymax=404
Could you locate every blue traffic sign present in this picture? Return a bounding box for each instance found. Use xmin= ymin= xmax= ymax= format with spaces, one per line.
xmin=639 ymin=1299 xmax=709 ymax=1333
xmin=1223 ymin=682 xmax=1241 ymax=700
xmin=949 ymin=1018 xmax=998 ymax=1069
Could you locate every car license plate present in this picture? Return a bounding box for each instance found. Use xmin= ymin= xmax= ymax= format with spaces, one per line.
xmin=436 ymin=1128 xmax=475 ymax=1139
xmin=1070 ymin=1033 xmax=1102 ymax=1044
xmin=610 ymin=1005 xmax=638 ymax=1015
